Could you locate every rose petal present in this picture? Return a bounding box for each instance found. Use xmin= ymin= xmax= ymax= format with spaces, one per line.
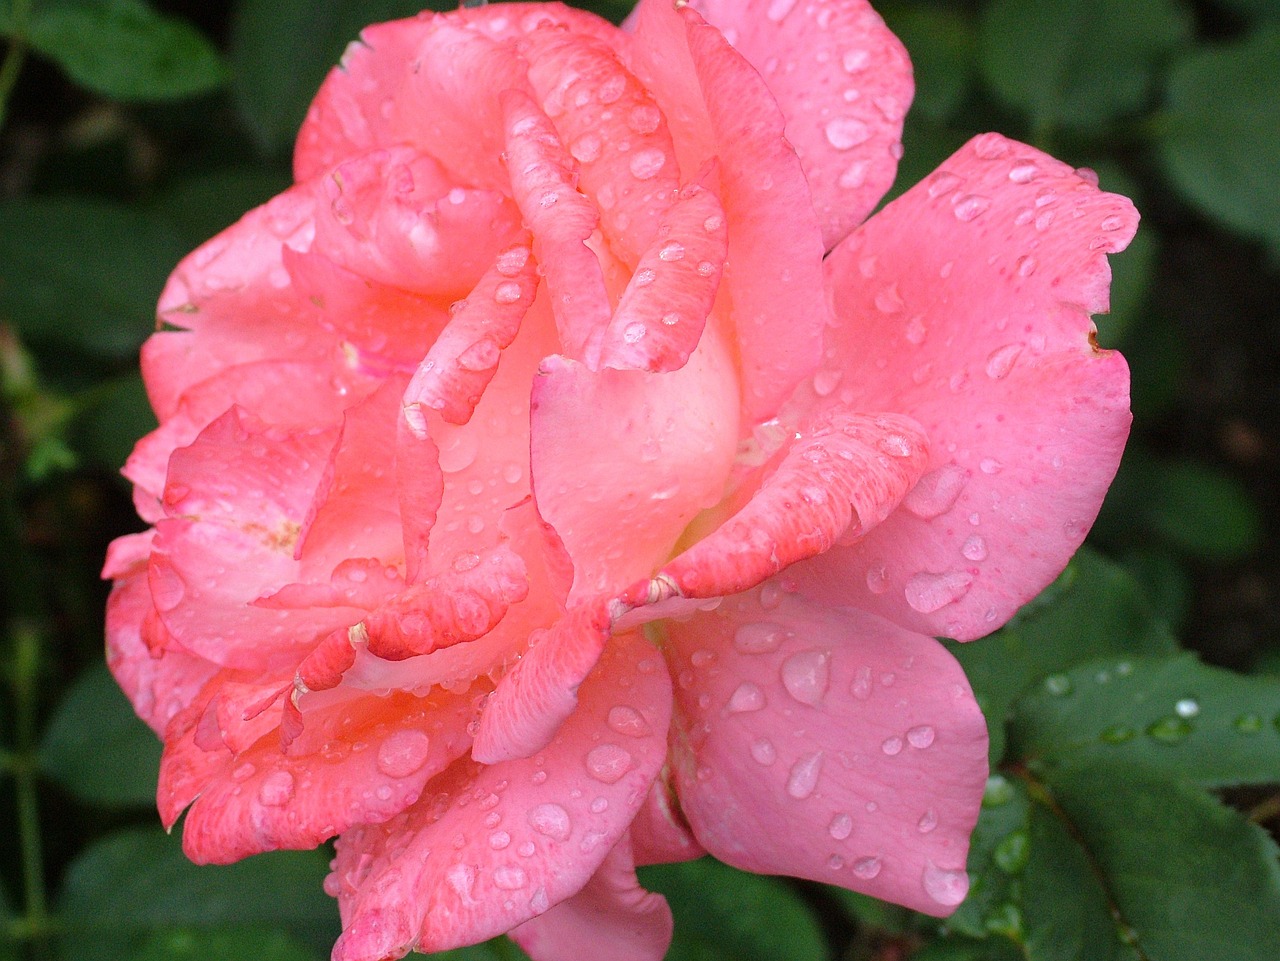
xmin=798 ymin=134 xmax=1136 ymax=640
xmin=529 ymin=333 xmax=739 ymax=600
xmin=679 ymin=0 xmax=913 ymax=248
xmin=629 ymin=772 xmax=705 ymax=866
xmin=664 ymin=589 xmax=988 ymax=916
xmin=510 ymin=836 xmax=673 ymax=961
xmin=328 ymin=630 xmax=672 ymax=960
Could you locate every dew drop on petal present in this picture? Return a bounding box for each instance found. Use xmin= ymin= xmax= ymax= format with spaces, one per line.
xmin=922 ymin=863 xmax=970 ymax=906
xmin=907 ymin=725 xmax=936 ymax=749
xmin=766 ymin=0 xmax=797 ymax=21
xmin=881 ymin=736 xmax=903 ymax=756
xmin=961 ymin=535 xmax=988 ymax=561
xmin=786 ymin=751 xmax=823 ymax=799
xmin=852 ymin=856 xmax=882 ymax=879
xmin=734 ymin=621 xmax=787 ymax=655
xmin=780 ymin=650 xmax=831 ymax=706
xmin=493 ymin=865 xmax=528 ymax=890
xmin=727 ymin=682 xmax=767 ymax=713
xmin=258 ymin=770 xmax=295 ymax=807
xmin=903 ymin=465 xmax=968 ymax=519
xmin=829 ymin=813 xmax=854 ymax=840
xmin=375 ymin=729 xmax=432 ymax=778
xmin=825 ymin=117 xmax=870 ymax=150
xmin=851 ymin=666 xmax=873 ymax=700
xmin=905 ymin=570 xmax=974 ymax=613
xmin=918 ymin=809 xmax=938 ymax=833
xmin=629 ymin=148 xmax=667 ymax=180
xmin=985 ymin=343 xmax=1023 ymax=379
xmin=585 ymin=744 xmax=632 ymax=784
xmin=952 ymin=194 xmax=991 ymax=222
xmin=489 ymin=831 xmax=511 ymax=850
xmin=658 ymin=242 xmax=685 ymax=262
xmin=623 ymin=322 xmax=647 ymax=344
xmin=865 ymin=566 xmax=889 ymax=595
xmin=528 ymin=802 xmax=572 ymax=841
xmin=607 ymin=705 xmax=651 ymax=738
xmin=750 ymin=737 xmax=777 ymax=765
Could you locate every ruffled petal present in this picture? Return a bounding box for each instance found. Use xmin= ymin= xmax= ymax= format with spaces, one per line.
xmin=799 ymin=134 xmax=1136 ymax=640
xmin=510 ymin=836 xmax=673 ymax=961
xmin=328 ymin=630 xmax=672 ymax=960
xmin=676 ymin=0 xmax=912 ymax=248
xmin=664 ymin=589 xmax=988 ymax=916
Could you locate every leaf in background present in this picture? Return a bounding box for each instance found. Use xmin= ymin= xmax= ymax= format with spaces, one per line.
xmin=230 ymin=0 xmax=454 ymax=156
xmin=0 ymin=197 xmax=188 ymax=361
xmin=1010 ymin=653 xmax=1280 ymax=787
xmin=56 ymin=828 xmax=339 ymax=961
xmin=409 ymin=940 xmax=529 ymax=960
xmin=980 ymin=0 xmax=1193 ymax=129
xmin=878 ymin=2 xmax=979 ymax=122
xmin=638 ymin=858 xmax=826 ymax=961
xmin=25 ymin=0 xmax=226 ymax=102
xmin=132 ymin=927 xmax=321 ymax=961
xmin=1046 ymin=764 xmax=1280 ymax=961
xmin=1157 ymin=26 xmax=1280 ymax=265
xmin=150 ymin=167 xmax=294 ymax=248
xmin=70 ymin=373 xmax=157 ymax=472
xmin=38 ymin=664 xmax=161 ymax=807
xmin=1142 ymin=459 xmax=1263 ymax=561
xmin=946 ymin=548 xmax=1177 ymax=763
xmin=1212 ymin=0 xmax=1280 ymax=21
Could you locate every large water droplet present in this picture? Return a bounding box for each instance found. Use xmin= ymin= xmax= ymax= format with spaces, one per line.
xmin=825 ymin=117 xmax=870 ymax=150
xmin=786 ymin=751 xmax=823 ymax=799
xmin=852 ymin=856 xmax=882 ymax=879
xmin=865 ymin=566 xmax=889 ymax=595
xmin=926 ymin=171 xmax=962 ymax=200
xmin=376 ymin=729 xmax=432 ymax=778
xmin=917 ymin=809 xmax=938 ymax=833
xmin=493 ymin=281 xmax=522 ymax=305
xmin=985 ymin=343 xmax=1023 ymax=380
xmin=922 ymin=862 xmax=969 ymax=906
xmin=658 ymin=242 xmax=685 ymax=262
xmin=528 ymin=802 xmax=572 ymax=841
xmin=907 ymin=725 xmax=936 ymax=749
xmin=903 ymin=464 xmax=968 ymax=519
xmin=629 ymin=148 xmax=666 ymax=180
xmin=493 ymin=865 xmax=527 ymax=890
xmin=258 ymin=770 xmax=295 ymax=807
xmin=727 ymin=682 xmax=767 ymax=713
xmin=952 ymin=194 xmax=991 ymax=222
xmin=585 ymin=744 xmax=632 ymax=783
xmin=750 ymin=737 xmax=777 ymax=765
xmin=851 ymin=666 xmax=873 ymax=700
xmin=829 ymin=813 xmax=854 ymax=840
xmin=607 ymin=705 xmax=651 ymax=738
xmin=150 ymin=564 xmax=187 ymax=613
xmin=881 ymin=736 xmax=903 ymax=756
xmin=781 ymin=650 xmax=831 ymax=706
xmin=904 ymin=570 xmax=973 ymax=613
xmin=1043 ymin=674 xmax=1073 ymax=696
xmin=1147 ymin=715 xmax=1193 ymax=744
xmin=734 ymin=621 xmax=787 ymax=655
xmin=1175 ymin=698 xmax=1200 ymax=718
xmin=961 ymin=535 xmax=988 ymax=561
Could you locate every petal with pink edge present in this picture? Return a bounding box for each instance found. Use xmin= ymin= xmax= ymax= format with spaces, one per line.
xmin=800 ymin=134 xmax=1136 ymax=640
xmin=327 ymin=630 xmax=672 ymax=960
xmin=510 ymin=835 xmax=673 ymax=961
xmin=675 ymin=0 xmax=913 ymax=249
xmin=664 ymin=588 xmax=988 ymax=916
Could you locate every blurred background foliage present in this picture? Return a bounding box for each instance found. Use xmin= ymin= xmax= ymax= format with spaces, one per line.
xmin=1 ymin=0 xmax=1278 ymax=959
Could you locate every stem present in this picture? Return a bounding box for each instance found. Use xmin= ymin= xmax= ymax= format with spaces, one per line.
xmin=0 ymin=0 xmax=33 ymax=133
xmin=10 ymin=621 xmax=52 ymax=961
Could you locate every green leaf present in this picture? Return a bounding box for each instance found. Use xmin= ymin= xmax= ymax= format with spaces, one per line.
xmin=69 ymin=373 xmax=157 ymax=472
xmin=911 ymin=937 xmax=1024 ymax=961
xmin=1142 ymin=459 xmax=1263 ymax=561
xmin=878 ymin=3 xmax=979 ymax=121
xmin=1010 ymin=653 xmax=1280 ymax=787
xmin=1157 ymin=26 xmax=1280 ymax=265
xmin=980 ymin=0 xmax=1193 ymax=129
xmin=132 ymin=926 xmax=322 ymax=961
xmin=56 ymin=828 xmax=339 ymax=961
xmin=38 ymin=664 xmax=162 ymax=807
xmin=946 ymin=548 xmax=1177 ymax=763
xmin=150 ymin=167 xmax=293 ymax=248
xmin=230 ymin=0 xmax=454 ymax=156
xmin=1212 ymin=0 xmax=1280 ymax=21
xmin=638 ymin=858 xmax=825 ymax=961
xmin=27 ymin=0 xmax=226 ymax=102
xmin=0 ymin=197 xmax=189 ymax=360
xmin=1047 ymin=764 xmax=1280 ymax=961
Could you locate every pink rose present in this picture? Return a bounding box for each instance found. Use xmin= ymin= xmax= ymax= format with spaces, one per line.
xmin=103 ymin=1 xmax=1136 ymax=959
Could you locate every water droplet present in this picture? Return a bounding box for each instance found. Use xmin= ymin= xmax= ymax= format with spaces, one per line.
xmin=842 ymin=48 xmax=869 ymax=72
xmin=825 ymin=117 xmax=870 ymax=150
xmin=851 ymin=666 xmax=873 ymax=700
xmin=994 ymin=831 xmax=1030 ymax=874
xmin=878 ymin=434 xmax=913 ymax=458
xmin=585 ymin=744 xmax=632 ymax=783
xmin=985 ymin=343 xmax=1023 ymax=379
xmin=629 ymin=148 xmax=666 ymax=180
xmin=972 ymin=134 xmax=1009 ymax=159
xmin=734 ymin=621 xmax=787 ymax=655
xmin=696 ymin=260 xmax=716 ymax=276
xmin=952 ymin=194 xmax=991 ymax=222
xmin=813 ymin=369 xmax=843 ymax=397
xmin=150 ymin=564 xmax=187 ymax=612
xmin=634 ymin=267 xmax=656 ymax=287
xmin=865 ymin=566 xmax=889 ymax=595
xmin=622 ymin=322 xmax=647 ymax=344
xmin=922 ymin=862 xmax=969 ymax=906
xmin=983 ymin=775 xmax=1014 ymax=807
xmin=232 ymin=762 xmax=256 ymax=782
xmin=493 ymin=865 xmax=527 ymax=890
xmin=660 ymin=311 xmax=680 ymax=326
xmin=907 ymin=725 xmax=936 ymax=749
xmin=766 ymin=0 xmax=797 ymax=21
xmin=607 ymin=705 xmax=651 ymax=738
xmin=926 ymin=171 xmax=962 ymax=199
xmin=1147 ymin=715 xmax=1193 ymax=744
xmin=961 ymin=535 xmax=988 ymax=561
xmin=538 ymin=191 xmax=559 ymax=209
xmin=750 ymin=737 xmax=777 ymax=765
xmin=376 ymin=729 xmax=432 ymax=778
xmin=658 ymin=242 xmax=685 ymax=262
xmin=786 ymin=751 xmax=823 ymax=799
xmin=979 ymin=458 xmax=1003 ymax=475
xmin=258 ymin=770 xmax=295 ymax=806
xmin=839 ymin=160 xmax=869 ymax=189
xmin=1175 ymin=698 xmax=1200 ymax=719
xmin=829 ymin=813 xmax=854 ymax=840
xmin=852 ymin=856 xmax=882 ymax=879
xmin=781 ymin=650 xmax=831 ymax=706
xmin=528 ymin=802 xmax=572 ymax=841
xmin=1235 ymin=714 xmax=1263 ymax=734
xmin=597 ymin=74 xmax=626 ymax=104
xmin=1044 ymin=674 xmax=1073 ymax=696
xmin=917 ymin=809 xmax=938 ymax=833
xmin=488 ymin=830 xmax=511 ymax=850
xmin=1008 ymin=162 xmax=1039 ymax=183
xmin=1100 ymin=214 xmax=1125 ymax=231
xmin=1016 ymin=255 xmax=1037 ymax=278
xmin=905 ymin=570 xmax=973 ymax=613
xmin=569 ymin=134 xmax=602 ymax=163
xmin=881 ymin=736 xmax=903 ymax=756
xmin=1100 ymin=724 xmax=1134 ymax=744
xmin=903 ymin=465 xmax=968 ymax=519
xmin=904 ymin=316 xmax=927 ymax=345
xmin=727 ymin=682 xmax=767 ymax=713
xmin=628 ymin=103 xmax=661 ymax=134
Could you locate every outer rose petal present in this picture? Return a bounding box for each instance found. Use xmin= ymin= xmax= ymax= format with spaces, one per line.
xmin=510 ymin=836 xmax=673 ymax=961
xmin=662 ymin=0 xmax=912 ymax=249
xmin=328 ymin=630 xmax=672 ymax=960
xmin=800 ymin=134 xmax=1136 ymax=640
xmin=665 ymin=589 xmax=988 ymax=916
